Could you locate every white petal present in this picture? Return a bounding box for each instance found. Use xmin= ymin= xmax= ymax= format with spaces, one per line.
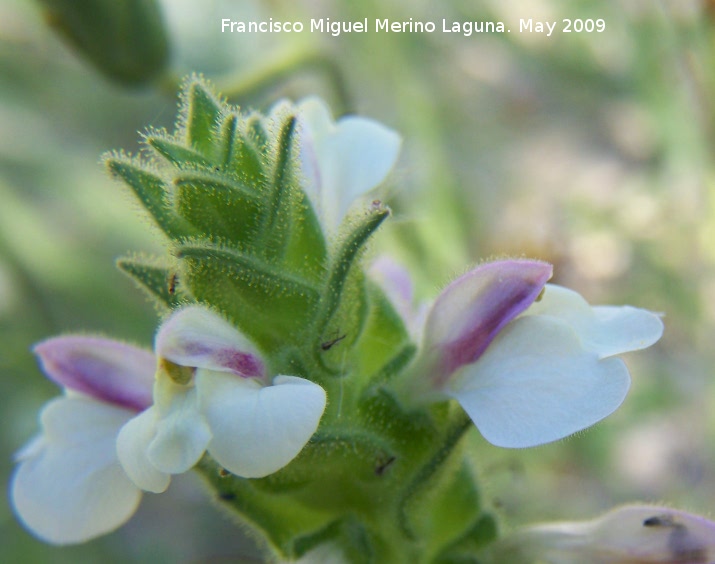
xmin=197 ymin=372 xmax=326 ymax=478
xmin=11 ymin=397 xmax=141 ymax=544
xmin=298 ymin=97 xmax=334 ymax=140
xmin=526 ymin=285 xmax=664 ymax=358
xmin=116 ymin=408 xmax=171 ymax=493
xmin=319 ymin=117 xmax=401 ymax=229
xmin=147 ymin=377 xmax=212 ymax=474
xmin=155 ymin=306 xmax=265 ymax=378
xmin=451 ymin=316 xmax=630 ymax=448
xmin=298 ymin=97 xmax=401 ymax=230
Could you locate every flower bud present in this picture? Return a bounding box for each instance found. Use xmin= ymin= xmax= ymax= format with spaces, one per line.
xmin=487 ymin=505 xmax=715 ymax=563
xmin=37 ymin=0 xmax=169 ymax=85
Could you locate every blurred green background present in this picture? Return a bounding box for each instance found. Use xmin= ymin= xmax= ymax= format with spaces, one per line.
xmin=2 ymin=0 xmax=715 ymax=561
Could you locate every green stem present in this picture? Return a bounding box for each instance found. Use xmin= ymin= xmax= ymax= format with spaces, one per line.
xmin=398 ymin=411 xmax=473 ymax=540
xmin=217 ymin=49 xmax=354 ymax=115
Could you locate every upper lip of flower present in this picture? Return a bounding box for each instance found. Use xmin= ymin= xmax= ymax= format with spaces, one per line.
xmin=400 ymin=259 xmax=664 ymax=449
xmin=295 ymin=96 xmax=402 ymax=232
xmin=32 ymin=336 xmax=155 ymax=412
xmin=116 ymin=305 xmax=327 ymax=486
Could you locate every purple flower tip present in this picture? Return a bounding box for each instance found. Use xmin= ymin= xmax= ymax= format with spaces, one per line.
xmin=425 ymin=259 xmax=552 ymax=381
xmin=34 ymin=336 xmax=155 ymax=412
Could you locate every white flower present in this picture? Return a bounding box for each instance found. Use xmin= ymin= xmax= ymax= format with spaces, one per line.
xmin=117 ymin=306 xmax=327 ymax=491
xmin=11 ymin=337 xmax=155 ymax=544
xmin=297 ymin=97 xmax=401 ymax=232
xmin=416 ymin=260 xmax=664 ymax=448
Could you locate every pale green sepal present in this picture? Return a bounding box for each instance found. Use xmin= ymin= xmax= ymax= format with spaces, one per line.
xmin=433 ymin=513 xmax=498 ymax=564
xmin=195 ymin=457 xmax=337 ymax=559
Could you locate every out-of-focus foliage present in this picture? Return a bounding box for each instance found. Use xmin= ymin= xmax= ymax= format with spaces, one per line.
xmin=2 ymin=0 xmax=715 ymax=561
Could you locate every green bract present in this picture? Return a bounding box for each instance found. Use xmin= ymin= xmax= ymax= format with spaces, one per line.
xmin=105 ymin=77 xmax=496 ymax=562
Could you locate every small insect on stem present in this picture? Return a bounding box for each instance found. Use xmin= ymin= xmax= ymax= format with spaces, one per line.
xmin=218 ymin=467 xmax=230 ymax=478
xmin=375 ymin=456 xmax=396 ymax=476
xmin=168 ymin=272 xmax=178 ymax=295
xmin=643 ymin=515 xmax=678 ymax=528
xmin=321 ymin=333 xmax=346 ymax=351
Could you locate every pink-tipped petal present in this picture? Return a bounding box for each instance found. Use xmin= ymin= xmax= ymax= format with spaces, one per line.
xmin=33 ymin=337 xmax=155 ymax=412
xmin=488 ymin=505 xmax=715 ymax=563
xmin=155 ymin=306 xmax=265 ymax=379
xmin=424 ymin=260 xmax=552 ymax=382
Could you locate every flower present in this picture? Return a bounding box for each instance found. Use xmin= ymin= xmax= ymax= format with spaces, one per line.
xmin=485 ymin=505 xmax=715 ymax=563
xmin=10 ymin=337 xmax=155 ymax=544
xmin=415 ymin=259 xmax=664 ymax=448
xmin=368 ymin=255 xmax=428 ymax=339
xmin=117 ymin=305 xmax=327 ymax=491
xmin=297 ymin=97 xmax=402 ymax=232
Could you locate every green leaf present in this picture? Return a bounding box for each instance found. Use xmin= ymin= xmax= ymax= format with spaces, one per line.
xmin=251 ymin=429 xmax=397 ymax=496
xmin=178 ymin=243 xmax=320 ymax=350
xmin=432 ymin=513 xmax=498 ymax=563
xmin=196 ymin=457 xmax=334 ymax=559
xmin=104 ymin=157 xmax=195 ymax=238
xmin=256 ymin=114 xmax=298 ymax=258
xmin=313 ymin=203 xmax=391 ymax=344
xmin=173 ymin=172 xmax=263 ymax=245
xmin=116 ymin=257 xmax=185 ymax=308
xmin=293 ymin=517 xmax=375 ymax=563
xmin=347 ymin=280 xmax=413 ymax=384
xmin=280 ymin=188 xmax=327 ymax=285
